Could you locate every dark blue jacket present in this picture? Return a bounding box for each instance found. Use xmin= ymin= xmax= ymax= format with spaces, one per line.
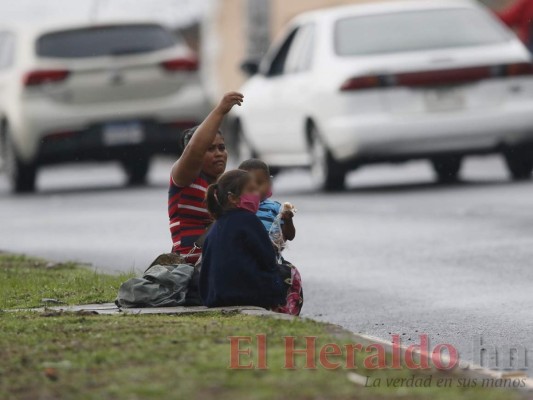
xmin=199 ymin=208 xmax=284 ymax=308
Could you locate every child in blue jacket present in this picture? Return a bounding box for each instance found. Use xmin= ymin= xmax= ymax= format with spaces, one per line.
xmin=200 ymin=169 xmax=285 ymax=309
xmin=238 ymin=159 xmax=295 ymax=244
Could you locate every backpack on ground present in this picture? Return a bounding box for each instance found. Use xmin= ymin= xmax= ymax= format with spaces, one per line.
xmin=115 ymin=253 xmax=195 ymax=308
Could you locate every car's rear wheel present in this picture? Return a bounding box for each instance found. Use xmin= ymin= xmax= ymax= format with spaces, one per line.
xmin=236 ymin=122 xmax=257 ymax=164
xmin=431 ymin=156 xmax=462 ymax=183
xmin=121 ymin=156 xmax=150 ymax=186
xmin=503 ymin=148 xmax=533 ymax=181
xmin=309 ymin=124 xmax=346 ymax=191
xmin=2 ymin=127 xmax=37 ymax=193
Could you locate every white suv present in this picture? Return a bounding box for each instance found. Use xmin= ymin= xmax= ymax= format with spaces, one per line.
xmin=0 ymin=21 xmax=209 ymax=192
xmin=235 ymin=0 xmax=533 ymax=190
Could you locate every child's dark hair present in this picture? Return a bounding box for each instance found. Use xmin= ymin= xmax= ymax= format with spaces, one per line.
xmin=238 ymin=158 xmax=270 ymax=175
xmin=206 ymin=170 xmax=251 ymax=219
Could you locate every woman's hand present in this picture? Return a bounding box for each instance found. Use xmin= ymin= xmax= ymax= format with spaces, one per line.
xmin=215 ymin=92 xmax=244 ymax=115
xmin=171 ymin=91 xmax=242 ymax=187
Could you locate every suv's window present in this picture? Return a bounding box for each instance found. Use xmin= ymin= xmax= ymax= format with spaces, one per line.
xmin=335 ymin=8 xmax=510 ymax=56
xmin=0 ymin=32 xmax=15 ymax=69
xmin=36 ymin=24 xmax=177 ymax=58
xmin=265 ymin=28 xmax=299 ymax=77
xmin=285 ymin=24 xmax=316 ymax=74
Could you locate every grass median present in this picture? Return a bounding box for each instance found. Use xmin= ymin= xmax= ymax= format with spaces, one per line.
xmin=0 ymin=253 xmax=525 ymax=400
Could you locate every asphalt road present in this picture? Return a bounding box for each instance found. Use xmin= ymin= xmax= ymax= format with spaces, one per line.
xmin=1 ymin=155 xmax=532 ymax=372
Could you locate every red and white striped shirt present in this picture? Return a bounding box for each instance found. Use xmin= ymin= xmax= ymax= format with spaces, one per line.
xmin=168 ymin=173 xmax=213 ymax=263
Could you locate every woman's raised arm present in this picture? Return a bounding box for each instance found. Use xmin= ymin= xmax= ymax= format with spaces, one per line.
xmin=171 ymin=92 xmax=244 ymax=187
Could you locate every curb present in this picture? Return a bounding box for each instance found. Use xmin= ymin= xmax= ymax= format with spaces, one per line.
xmin=11 ymin=303 xmax=273 ymax=316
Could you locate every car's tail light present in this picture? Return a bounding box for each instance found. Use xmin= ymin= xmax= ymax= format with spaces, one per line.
xmin=505 ymin=62 xmax=533 ymax=77
xmin=340 ymin=67 xmax=494 ymax=92
xmin=42 ymin=130 xmax=78 ymax=142
xmin=24 ymin=69 xmax=70 ymax=86
xmin=340 ymin=63 xmax=533 ymax=92
xmin=340 ymin=75 xmax=383 ymax=91
xmin=161 ymin=57 xmax=199 ymax=72
xmin=395 ymin=67 xmax=492 ymax=87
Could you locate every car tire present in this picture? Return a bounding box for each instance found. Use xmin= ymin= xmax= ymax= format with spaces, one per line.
xmin=236 ymin=122 xmax=257 ymax=164
xmin=121 ymin=156 xmax=150 ymax=186
xmin=431 ymin=156 xmax=462 ymax=183
xmin=504 ymin=148 xmax=533 ymax=181
xmin=309 ymin=124 xmax=346 ymax=191
xmin=2 ymin=128 xmax=37 ymax=193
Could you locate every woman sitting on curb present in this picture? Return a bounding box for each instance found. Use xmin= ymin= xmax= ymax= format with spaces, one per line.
xmin=168 ymin=92 xmax=243 ymax=264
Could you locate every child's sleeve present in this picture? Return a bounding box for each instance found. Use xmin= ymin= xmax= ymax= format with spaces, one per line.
xmin=273 ymin=201 xmax=284 ymax=225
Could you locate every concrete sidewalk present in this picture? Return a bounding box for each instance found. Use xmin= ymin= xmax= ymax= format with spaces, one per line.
xmin=22 ymin=302 xmax=295 ymax=319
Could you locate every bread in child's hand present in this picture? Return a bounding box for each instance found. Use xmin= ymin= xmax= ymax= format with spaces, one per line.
xmin=281 ymin=202 xmax=297 ymax=214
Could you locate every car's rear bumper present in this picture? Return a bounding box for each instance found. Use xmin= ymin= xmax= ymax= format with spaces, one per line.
xmin=13 ymin=83 xmax=210 ymax=163
xmin=324 ymin=102 xmax=533 ymax=163
xmin=36 ymin=118 xmax=199 ymax=165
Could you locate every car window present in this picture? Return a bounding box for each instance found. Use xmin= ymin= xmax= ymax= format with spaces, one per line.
xmin=36 ymin=24 xmax=178 ymax=59
xmin=285 ymin=24 xmax=316 ymax=74
xmin=0 ymin=32 xmax=15 ymax=69
xmin=335 ymin=8 xmax=510 ymax=56
xmin=265 ymin=28 xmax=299 ymax=77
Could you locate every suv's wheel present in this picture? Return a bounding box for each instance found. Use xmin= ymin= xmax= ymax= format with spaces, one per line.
xmin=309 ymin=124 xmax=346 ymax=191
xmin=431 ymin=156 xmax=462 ymax=183
xmin=2 ymin=128 xmax=37 ymax=193
xmin=236 ymin=123 xmax=257 ymax=164
xmin=504 ymin=148 xmax=533 ymax=181
xmin=121 ymin=156 xmax=150 ymax=186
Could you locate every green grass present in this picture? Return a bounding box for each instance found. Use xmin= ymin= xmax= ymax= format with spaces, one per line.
xmin=0 ymin=253 xmax=134 ymax=309
xmin=0 ymin=254 xmax=525 ymax=400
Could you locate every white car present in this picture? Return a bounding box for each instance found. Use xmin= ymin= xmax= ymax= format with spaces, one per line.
xmin=235 ymin=0 xmax=533 ymax=190
xmin=0 ymin=21 xmax=209 ymax=192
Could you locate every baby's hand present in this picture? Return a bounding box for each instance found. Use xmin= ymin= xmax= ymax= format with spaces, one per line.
xmin=281 ymin=210 xmax=294 ymax=220
xmin=281 ymin=202 xmax=296 ymax=220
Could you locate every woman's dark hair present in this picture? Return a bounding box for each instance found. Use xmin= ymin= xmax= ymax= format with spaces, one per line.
xmin=206 ymin=169 xmax=251 ymax=219
xmin=181 ymin=126 xmax=198 ymax=152
xmin=180 ymin=126 xmax=223 ymax=155
xmin=238 ymin=158 xmax=270 ymax=175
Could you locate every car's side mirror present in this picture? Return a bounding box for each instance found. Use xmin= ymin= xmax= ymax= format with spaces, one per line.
xmin=240 ymin=60 xmax=260 ymax=76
